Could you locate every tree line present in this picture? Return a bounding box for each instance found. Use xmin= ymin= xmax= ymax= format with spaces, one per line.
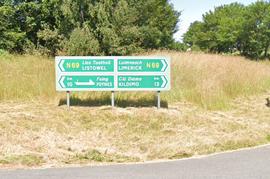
xmin=183 ymin=1 xmax=270 ymax=59
xmin=0 ymin=0 xmax=181 ymax=56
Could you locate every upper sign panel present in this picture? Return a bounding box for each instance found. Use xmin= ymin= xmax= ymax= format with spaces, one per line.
xmin=118 ymin=59 xmax=168 ymax=72
xmin=58 ymin=59 xmax=114 ymax=72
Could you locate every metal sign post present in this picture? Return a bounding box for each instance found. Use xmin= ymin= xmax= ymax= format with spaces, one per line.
xmin=157 ymin=91 xmax=161 ymax=109
xmin=111 ymin=91 xmax=115 ymax=107
xmin=66 ymin=91 xmax=70 ymax=108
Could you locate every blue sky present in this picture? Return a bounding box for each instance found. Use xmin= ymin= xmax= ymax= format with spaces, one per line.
xmin=170 ymin=0 xmax=257 ymax=41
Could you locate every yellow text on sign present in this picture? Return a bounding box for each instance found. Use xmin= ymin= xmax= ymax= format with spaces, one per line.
xmin=66 ymin=63 xmax=80 ymax=69
xmin=146 ymin=62 xmax=160 ymax=69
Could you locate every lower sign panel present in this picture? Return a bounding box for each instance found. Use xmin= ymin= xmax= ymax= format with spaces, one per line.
xmin=58 ymin=76 xmax=114 ymax=90
xmin=118 ymin=75 xmax=169 ymax=90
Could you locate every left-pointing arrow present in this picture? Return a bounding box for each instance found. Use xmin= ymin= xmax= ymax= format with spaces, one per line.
xmin=59 ymin=76 xmax=65 ymax=88
xmin=59 ymin=60 xmax=65 ymax=72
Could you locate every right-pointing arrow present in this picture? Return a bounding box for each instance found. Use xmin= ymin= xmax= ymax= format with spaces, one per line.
xmin=59 ymin=76 xmax=65 ymax=88
xmin=161 ymin=59 xmax=168 ymax=72
xmin=161 ymin=76 xmax=167 ymax=88
xmin=75 ymin=80 xmax=95 ymax=86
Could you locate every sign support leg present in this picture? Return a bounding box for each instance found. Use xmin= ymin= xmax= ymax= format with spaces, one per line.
xmin=67 ymin=91 xmax=70 ymax=108
xmin=157 ymin=91 xmax=161 ymax=109
xmin=111 ymin=91 xmax=115 ymax=107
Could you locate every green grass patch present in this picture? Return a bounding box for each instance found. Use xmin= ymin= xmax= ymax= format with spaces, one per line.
xmin=169 ymin=152 xmax=193 ymax=159
xmin=65 ymin=149 xmax=140 ymax=164
xmin=0 ymin=154 xmax=44 ymax=166
xmin=266 ymin=135 xmax=270 ymax=142
xmin=201 ymin=140 xmax=261 ymax=155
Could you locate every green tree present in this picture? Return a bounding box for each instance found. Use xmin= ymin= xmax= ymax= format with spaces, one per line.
xmin=184 ymin=3 xmax=245 ymax=53
xmin=86 ymin=0 xmax=142 ymax=55
xmin=0 ymin=0 xmax=180 ymax=55
xmin=240 ymin=1 xmax=270 ymax=59
xmin=0 ymin=5 xmax=25 ymax=51
xmin=184 ymin=1 xmax=270 ymax=59
xmin=135 ymin=0 xmax=180 ymax=49
xmin=15 ymin=1 xmax=42 ymax=46
xmin=183 ymin=21 xmax=205 ymax=50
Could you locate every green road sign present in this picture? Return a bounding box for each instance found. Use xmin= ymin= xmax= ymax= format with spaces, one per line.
xmin=58 ymin=59 xmax=114 ymax=72
xmin=59 ymin=76 xmax=114 ymax=89
xmin=118 ymin=75 xmax=168 ymax=89
xmin=55 ymin=56 xmax=170 ymax=91
xmin=118 ymin=59 xmax=168 ymax=72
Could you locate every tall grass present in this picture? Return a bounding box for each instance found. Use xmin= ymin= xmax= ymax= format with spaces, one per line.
xmin=157 ymin=51 xmax=270 ymax=109
xmin=1 ymin=51 xmax=270 ymax=109
xmin=0 ymin=54 xmax=56 ymax=100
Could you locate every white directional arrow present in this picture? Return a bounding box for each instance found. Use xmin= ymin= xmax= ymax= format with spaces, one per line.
xmin=161 ymin=76 xmax=167 ymax=88
xmin=59 ymin=76 xmax=65 ymax=88
xmin=59 ymin=60 xmax=65 ymax=72
xmin=75 ymin=80 xmax=95 ymax=86
xmin=161 ymin=59 xmax=168 ymax=72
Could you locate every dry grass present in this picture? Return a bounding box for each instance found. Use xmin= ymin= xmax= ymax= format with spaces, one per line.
xmin=146 ymin=51 xmax=270 ymax=109
xmin=1 ymin=51 xmax=270 ymax=168
xmin=1 ymin=51 xmax=270 ymax=109
xmin=0 ymin=55 xmax=56 ymax=100
xmin=0 ymin=93 xmax=270 ymax=168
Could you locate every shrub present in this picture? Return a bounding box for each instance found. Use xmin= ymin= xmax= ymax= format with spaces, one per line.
xmin=66 ymin=26 xmax=101 ymax=56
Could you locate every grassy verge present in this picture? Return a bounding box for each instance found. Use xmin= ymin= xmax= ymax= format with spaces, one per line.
xmin=0 ymin=51 xmax=270 ymax=168
xmin=65 ymin=149 xmax=140 ymax=164
xmin=0 ymin=154 xmax=44 ymax=167
xmin=150 ymin=51 xmax=270 ymax=110
xmin=0 ymin=92 xmax=270 ymax=168
xmin=1 ymin=51 xmax=270 ymax=109
xmin=0 ymin=54 xmax=56 ymax=100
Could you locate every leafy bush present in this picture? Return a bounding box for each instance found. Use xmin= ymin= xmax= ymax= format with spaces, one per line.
xmin=37 ymin=26 xmax=64 ymax=56
xmin=66 ymin=26 xmax=101 ymax=56
xmin=0 ymin=49 xmax=9 ymax=56
xmin=0 ymin=49 xmax=12 ymax=59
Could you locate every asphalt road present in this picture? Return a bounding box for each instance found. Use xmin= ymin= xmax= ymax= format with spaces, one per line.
xmin=1 ymin=145 xmax=270 ymax=179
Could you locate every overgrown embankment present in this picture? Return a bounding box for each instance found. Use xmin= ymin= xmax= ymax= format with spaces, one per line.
xmin=1 ymin=51 xmax=270 ymax=168
xmin=1 ymin=51 xmax=270 ymax=109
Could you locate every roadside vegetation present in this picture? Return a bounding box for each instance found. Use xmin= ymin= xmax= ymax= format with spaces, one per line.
xmin=2 ymin=1 xmax=270 ymax=60
xmin=1 ymin=51 xmax=270 ymax=168
xmin=0 ymin=154 xmax=44 ymax=167
xmin=1 ymin=51 xmax=270 ymax=110
xmin=1 ymin=0 xmax=270 ymax=169
xmin=183 ymin=1 xmax=270 ymax=59
xmin=0 ymin=0 xmax=182 ymax=56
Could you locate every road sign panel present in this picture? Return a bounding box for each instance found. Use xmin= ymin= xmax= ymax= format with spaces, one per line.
xmin=58 ymin=59 xmax=114 ymax=72
xmin=118 ymin=59 xmax=168 ymax=72
xmin=118 ymin=75 xmax=168 ymax=89
xmin=59 ymin=76 xmax=114 ymax=89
